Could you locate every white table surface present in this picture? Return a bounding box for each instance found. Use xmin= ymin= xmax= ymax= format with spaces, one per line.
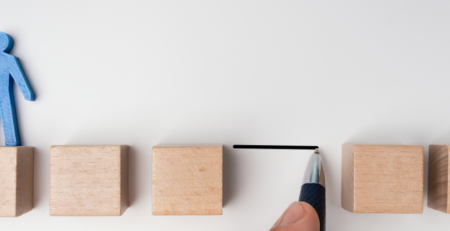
xmin=1 ymin=1 xmax=450 ymax=230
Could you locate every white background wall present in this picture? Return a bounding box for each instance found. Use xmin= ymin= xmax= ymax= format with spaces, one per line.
xmin=1 ymin=1 xmax=450 ymax=230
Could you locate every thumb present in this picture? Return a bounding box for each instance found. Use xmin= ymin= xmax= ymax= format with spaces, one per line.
xmin=270 ymin=202 xmax=320 ymax=231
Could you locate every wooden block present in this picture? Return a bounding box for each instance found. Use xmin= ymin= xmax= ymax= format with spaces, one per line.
xmin=50 ymin=145 xmax=128 ymax=216
xmin=0 ymin=147 xmax=34 ymax=217
xmin=342 ymin=144 xmax=423 ymax=213
xmin=152 ymin=145 xmax=222 ymax=215
xmin=428 ymin=145 xmax=450 ymax=213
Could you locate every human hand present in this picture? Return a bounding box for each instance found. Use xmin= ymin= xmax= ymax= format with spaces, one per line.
xmin=270 ymin=202 xmax=320 ymax=231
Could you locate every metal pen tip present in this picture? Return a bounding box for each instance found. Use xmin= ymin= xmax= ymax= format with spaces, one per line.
xmin=303 ymin=148 xmax=325 ymax=187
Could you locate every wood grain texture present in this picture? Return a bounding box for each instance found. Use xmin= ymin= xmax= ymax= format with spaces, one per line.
xmin=341 ymin=144 xmax=354 ymax=212
xmin=342 ymin=144 xmax=423 ymax=213
xmin=0 ymin=147 xmax=34 ymax=217
xmin=428 ymin=145 xmax=450 ymax=213
xmin=152 ymin=145 xmax=222 ymax=215
xmin=50 ymin=145 xmax=128 ymax=216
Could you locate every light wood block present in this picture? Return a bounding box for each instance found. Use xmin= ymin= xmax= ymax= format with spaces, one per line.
xmin=152 ymin=145 xmax=223 ymax=215
xmin=50 ymin=145 xmax=128 ymax=216
xmin=0 ymin=147 xmax=34 ymax=217
xmin=428 ymin=145 xmax=450 ymax=213
xmin=342 ymin=144 xmax=423 ymax=213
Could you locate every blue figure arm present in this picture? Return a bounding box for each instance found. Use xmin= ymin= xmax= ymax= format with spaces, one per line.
xmin=6 ymin=55 xmax=35 ymax=101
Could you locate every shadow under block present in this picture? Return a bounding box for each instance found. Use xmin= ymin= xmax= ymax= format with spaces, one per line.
xmin=0 ymin=147 xmax=34 ymax=217
xmin=50 ymin=146 xmax=128 ymax=216
xmin=428 ymin=145 xmax=450 ymax=213
xmin=152 ymin=145 xmax=223 ymax=215
xmin=342 ymin=144 xmax=423 ymax=213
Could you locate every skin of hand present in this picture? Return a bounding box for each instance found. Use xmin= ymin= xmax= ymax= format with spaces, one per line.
xmin=270 ymin=202 xmax=320 ymax=231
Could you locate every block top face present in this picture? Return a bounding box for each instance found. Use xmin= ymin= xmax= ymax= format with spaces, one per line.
xmin=153 ymin=144 xmax=223 ymax=148
xmin=50 ymin=145 xmax=126 ymax=216
xmin=352 ymin=145 xmax=423 ymax=213
xmin=152 ymin=145 xmax=223 ymax=215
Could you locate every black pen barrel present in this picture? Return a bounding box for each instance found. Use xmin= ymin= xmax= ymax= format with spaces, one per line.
xmin=300 ymin=148 xmax=326 ymax=231
xmin=299 ymin=183 xmax=326 ymax=231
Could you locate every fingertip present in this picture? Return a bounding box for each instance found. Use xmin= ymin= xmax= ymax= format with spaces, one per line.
xmin=274 ymin=202 xmax=307 ymax=227
xmin=298 ymin=202 xmax=317 ymax=216
xmin=291 ymin=202 xmax=320 ymax=231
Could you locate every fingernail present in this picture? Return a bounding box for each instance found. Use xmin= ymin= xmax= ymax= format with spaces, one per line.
xmin=276 ymin=202 xmax=307 ymax=227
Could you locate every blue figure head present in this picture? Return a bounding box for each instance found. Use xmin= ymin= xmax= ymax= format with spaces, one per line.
xmin=0 ymin=32 xmax=14 ymax=53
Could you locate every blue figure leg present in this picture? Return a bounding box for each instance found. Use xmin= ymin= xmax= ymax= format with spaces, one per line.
xmin=0 ymin=72 xmax=21 ymax=146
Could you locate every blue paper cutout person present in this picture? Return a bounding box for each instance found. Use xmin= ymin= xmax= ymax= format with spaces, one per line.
xmin=0 ymin=32 xmax=35 ymax=146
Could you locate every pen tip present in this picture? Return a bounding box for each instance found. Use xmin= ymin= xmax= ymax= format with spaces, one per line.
xmin=314 ymin=148 xmax=319 ymax=154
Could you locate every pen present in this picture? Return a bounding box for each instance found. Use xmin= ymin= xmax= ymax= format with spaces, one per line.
xmin=233 ymin=145 xmax=325 ymax=231
xmin=300 ymin=148 xmax=325 ymax=231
